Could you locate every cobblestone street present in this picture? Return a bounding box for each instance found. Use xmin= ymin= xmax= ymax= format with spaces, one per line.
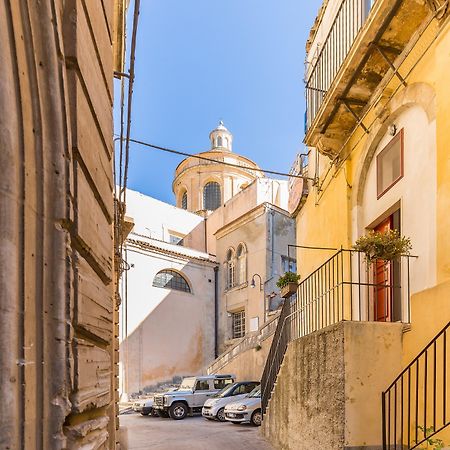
xmin=120 ymin=413 xmax=274 ymax=450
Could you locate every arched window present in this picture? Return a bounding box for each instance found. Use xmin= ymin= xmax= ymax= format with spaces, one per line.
xmin=223 ymin=137 xmax=228 ymax=149
xmin=217 ymin=136 xmax=223 ymax=147
xmin=153 ymin=270 xmax=191 ymax=293
xmin=181 ymin=191 xmax=187 ymax=210
xmin=226 ymin=249 xmax=236 ymax=290
xmin=236 ymin=243 xmax=247 ymax=285
xmin=203 ymin=182 xmax=221 ymax=211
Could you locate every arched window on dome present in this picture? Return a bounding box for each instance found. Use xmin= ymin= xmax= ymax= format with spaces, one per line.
xmin=217 ymin=136 xmax=223 ymax=147
xmin=203 ymin=181 xmax=221 ymax=211
xmin=226 ymin=248 xmax=236 ymax=290
xmin=153 ymin=269 xmax=191 ymax=293
xmin=236 ymin=243 xmax=247 ymax=285
xmin=181 ymin=191 xmax=187 ymax=210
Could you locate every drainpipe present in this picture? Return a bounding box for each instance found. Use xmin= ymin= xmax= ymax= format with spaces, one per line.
xmin=214 ymin=266 xmax=219 ymax=358
xmin=204 ymin=217 xmax=208 ymax=254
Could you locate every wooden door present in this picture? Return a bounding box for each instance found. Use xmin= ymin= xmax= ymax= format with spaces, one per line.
xmin=373 ymin=217 xmax=392 ymax=322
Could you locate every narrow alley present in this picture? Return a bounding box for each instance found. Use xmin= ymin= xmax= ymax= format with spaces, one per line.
xmin=120 ymin=413 xmax=274 ymax=450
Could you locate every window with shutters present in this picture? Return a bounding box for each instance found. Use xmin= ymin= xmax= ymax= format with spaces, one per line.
xmin=226 ymin=248 xmax=236 ymax=290
xmin=236 ymin=243 xmax=247 ymax=285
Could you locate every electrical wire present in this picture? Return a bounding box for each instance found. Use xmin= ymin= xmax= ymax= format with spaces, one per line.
xmin=119 ymin=137 xmax=316 ymax=181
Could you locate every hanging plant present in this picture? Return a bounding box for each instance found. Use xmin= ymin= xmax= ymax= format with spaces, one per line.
xmin=276 ymin=271 xmax=301 ymax=289
xmin=353 ymin=229 xmax=412 ymax=264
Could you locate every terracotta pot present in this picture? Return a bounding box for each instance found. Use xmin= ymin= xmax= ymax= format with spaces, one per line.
xmin=280 ymin=282 xmax=298 ymax=298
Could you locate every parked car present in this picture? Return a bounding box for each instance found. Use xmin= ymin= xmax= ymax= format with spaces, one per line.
xmin=132 ymin=397 xmax=156 ymax=416
xmin=224 ymin=386 xmax=262 ymax=426
xmin=202 ymin=381 xmax=259 ymax=422
xmin=153 ymin=374 xmax=235 ymax=420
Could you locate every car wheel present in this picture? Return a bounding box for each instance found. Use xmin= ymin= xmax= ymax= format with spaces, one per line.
xmin=156 ymin=410 xmax=169 ymax=418
xmin=140 ymin=411 xmax=150 ymax=416
xmin=251 ymin=409 xmax=262 ymax=427
xmin=216 ymin=408 xmax=226 ymax=422
xmin=169 ymin=402 xmax=188 ymax=420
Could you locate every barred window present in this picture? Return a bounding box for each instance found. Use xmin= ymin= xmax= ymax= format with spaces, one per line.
xmin=203 ymin=182 xmax=221 ymax=211
xmin=236 ymin=243 xmax=247 ymax=285
xmin=232 ymin=310 xmax=245 ymax=339
xmin=153 ymin=270 xmax=191 ymax=293
xmin=181 ymin=191 xmax=187 ymax=210
xmin=226 ymin=249 xmax=236 ymax=289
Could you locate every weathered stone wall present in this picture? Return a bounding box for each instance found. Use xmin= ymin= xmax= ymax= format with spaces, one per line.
xmin=0 ymin=1 xmax=117 ymax=448
xmin=262 ymin=322 xmax=403 ymax=450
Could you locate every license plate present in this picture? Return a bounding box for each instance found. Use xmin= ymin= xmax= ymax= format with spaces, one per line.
xmin=228 ymin=413 xmax=236 ymax=418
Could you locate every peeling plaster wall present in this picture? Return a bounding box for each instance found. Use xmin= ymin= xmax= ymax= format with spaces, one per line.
xmin=0 ymin=1 xmax=117 ymax=448
xmin=262 ymin=322 xmax=403 ymax=450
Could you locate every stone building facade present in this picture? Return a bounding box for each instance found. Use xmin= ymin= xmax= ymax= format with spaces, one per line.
xmin=262 ymin=0 xmax=450 ymax=448
xmin=120 ymin=124 xmax=296 ymax=395
xmin=0 ymin=1 xmax=125 ymax=448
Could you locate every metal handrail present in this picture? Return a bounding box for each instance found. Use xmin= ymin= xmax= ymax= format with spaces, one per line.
xmin=382 ymin=321 xmax=449 ymax=449
xmin=261 ymin=248 xmax=412 ymax=415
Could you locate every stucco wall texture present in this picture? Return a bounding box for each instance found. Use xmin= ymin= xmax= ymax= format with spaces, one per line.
xmin=0 ymin=1 xmax=118 ymax=448
xmin=262 ymin=322 xmax=403 ymax=450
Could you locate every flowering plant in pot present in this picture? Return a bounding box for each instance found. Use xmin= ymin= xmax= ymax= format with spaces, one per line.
xmin=353 ymin=229 xmax=412 ymax=265
xmin=276 ymin=272 xmax=301 ymax=298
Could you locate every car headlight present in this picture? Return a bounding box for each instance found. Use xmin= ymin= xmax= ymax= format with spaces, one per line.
xmin=237 ymin=405 xmax=247 ymax=411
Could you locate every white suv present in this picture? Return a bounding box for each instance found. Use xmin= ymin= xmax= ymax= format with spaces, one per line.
xmin=153 ymin=375 xmax=235 ymax=420
xmin=202 ymin=381 xmax=259 ymax=422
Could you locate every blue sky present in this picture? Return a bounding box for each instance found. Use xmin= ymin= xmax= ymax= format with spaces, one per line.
xmin=114 ymin=0 xmax=322 ymax=204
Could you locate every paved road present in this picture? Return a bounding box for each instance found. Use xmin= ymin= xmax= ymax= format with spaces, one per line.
xmin=120 ymin=412 xmax=274 ymax=450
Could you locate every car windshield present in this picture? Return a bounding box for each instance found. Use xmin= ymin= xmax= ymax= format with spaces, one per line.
xmin=179 ymin=378 xmax=196 ymax=391
xmin=213 ymin=383 xmax=236 ymax=398
xmin=247 ymin=387 xmax=261 ymax=398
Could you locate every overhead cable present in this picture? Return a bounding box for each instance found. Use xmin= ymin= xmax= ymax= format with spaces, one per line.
xmin=121 ymin=137 xmax=315 ymax=181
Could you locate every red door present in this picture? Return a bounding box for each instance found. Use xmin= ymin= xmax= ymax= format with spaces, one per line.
xmin=373 ymin=217 xmax=392 ymax=322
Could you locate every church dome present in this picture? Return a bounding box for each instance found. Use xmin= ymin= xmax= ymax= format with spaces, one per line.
xmin=173 ymin=121 xmax=263 ymax=214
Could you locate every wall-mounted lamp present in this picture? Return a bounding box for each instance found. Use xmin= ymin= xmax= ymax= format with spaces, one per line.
xmin=388 ymin=124 xmax=397 ymax=136
xmin=250 ymin=273 xmax=263 ymax=291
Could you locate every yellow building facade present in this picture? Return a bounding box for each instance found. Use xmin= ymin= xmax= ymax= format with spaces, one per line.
xmin=262 ymin=1 xmax=450 ymax=448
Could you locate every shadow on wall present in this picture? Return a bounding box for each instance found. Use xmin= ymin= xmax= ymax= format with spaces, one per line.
xmin=120 ymin=261 xmax=215 ymax=395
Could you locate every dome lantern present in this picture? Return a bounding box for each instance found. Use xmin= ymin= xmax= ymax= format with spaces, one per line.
xmin=209 ymin=120 xmax=233 ymax=152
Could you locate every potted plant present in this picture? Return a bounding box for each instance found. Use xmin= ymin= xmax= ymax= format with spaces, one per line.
xmin=277 ymin=271 xmax=301 ymax=298
xmin=353 ymin=229 xmax=412 ymax=265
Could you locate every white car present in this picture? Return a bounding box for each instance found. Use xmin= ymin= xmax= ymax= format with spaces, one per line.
xmin=202 ymin=381 xmax=259 ymax=422
xmin=132 ymin=397 xmax=156 ymax=416
xmin=224 ymin=387 xmax=262 ymax=426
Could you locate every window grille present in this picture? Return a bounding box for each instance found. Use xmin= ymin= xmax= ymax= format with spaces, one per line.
xmin=181 ymin=192 xmax=187 ymax=210
xmin=203 ymin=182 xmax=221 ymax=211
xmin=232 ymin=310 xmax=245 ymax=339
xmin=152 ymin=270 xmax=191 ymax=293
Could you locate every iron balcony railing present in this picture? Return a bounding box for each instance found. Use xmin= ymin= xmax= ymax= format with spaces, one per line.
xmin=305 ymin=0 xmax=375 ymax=131
xmin=382 ymin=322 xmax=449 ymax=450
xmin=261 ymin=248 xmax=412 ymax=415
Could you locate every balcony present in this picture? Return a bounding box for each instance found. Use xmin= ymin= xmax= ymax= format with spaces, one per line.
xmin=304 ymin=0 xmax=435 ymax=157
